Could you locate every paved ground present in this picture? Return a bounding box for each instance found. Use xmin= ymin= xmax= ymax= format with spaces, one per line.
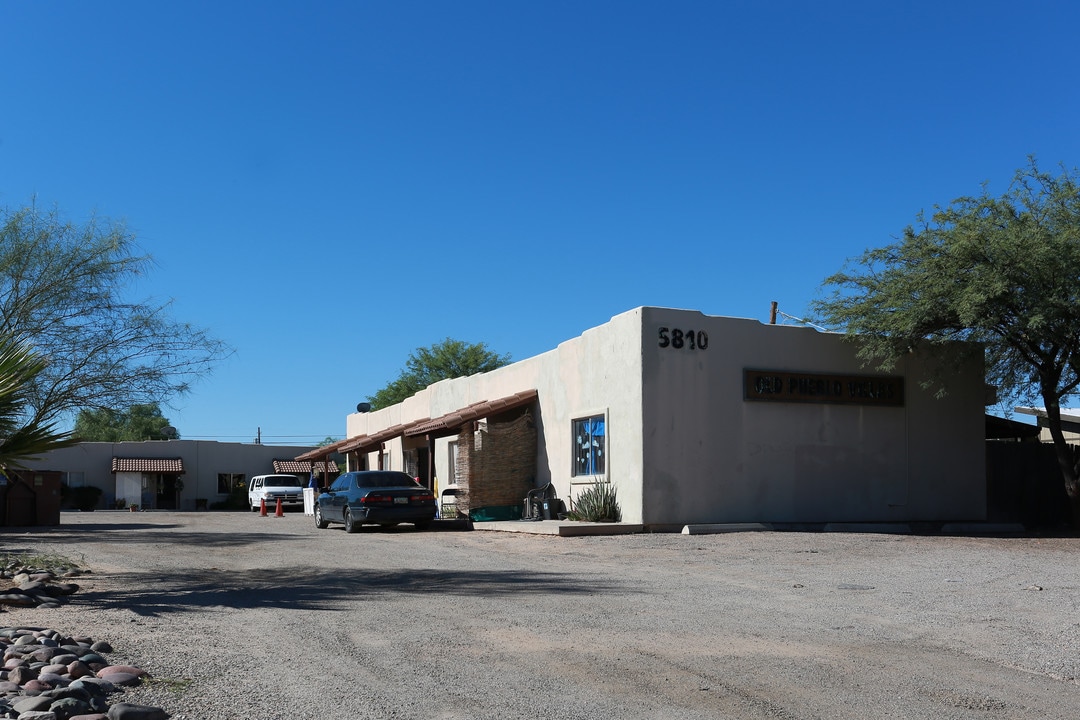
xmin=3 ymin=511 xmax=1079 ymax=719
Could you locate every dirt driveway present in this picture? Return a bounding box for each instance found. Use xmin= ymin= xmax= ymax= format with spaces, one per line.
xmin=4 ymin=511 xmax=1079 ymax=719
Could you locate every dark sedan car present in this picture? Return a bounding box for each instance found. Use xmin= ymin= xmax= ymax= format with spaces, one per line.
xmin=314 ymin=471 xmax=436 ymax=532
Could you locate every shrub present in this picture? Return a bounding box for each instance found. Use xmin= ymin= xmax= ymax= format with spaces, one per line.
xmin=210 ymin=486 xmax=249 ymax=511
xmin=65 ymin=485 xmax=103 ymax=511
xmin=567 ymin=482 xmax=620 ymax=522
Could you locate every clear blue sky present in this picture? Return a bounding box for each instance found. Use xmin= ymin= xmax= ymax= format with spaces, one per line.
xmin=2 ymin=1 xmax=1077 ymax=443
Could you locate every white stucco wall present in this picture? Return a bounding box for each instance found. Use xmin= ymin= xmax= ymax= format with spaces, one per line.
xmin=346 ymin=309 xmax=647 ymax=518
xmin=344 ymin=307 xmax=986 ymax=527
xmin=115 ymin=472 xmax=142 ymax=508
xmin=23 ymin=440 xmax=317 ymax=510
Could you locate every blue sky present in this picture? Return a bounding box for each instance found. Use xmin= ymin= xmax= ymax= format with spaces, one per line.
xmin=2 ymin=1 xmax=1077 ymax=443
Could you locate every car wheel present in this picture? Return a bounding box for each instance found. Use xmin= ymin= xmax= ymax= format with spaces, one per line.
xmin=314 ymin=504 xmax=329 ymax=529
xmin=344 ymin=508 xmax=359 ymax=533
xmin=414 ymin=520 xmax=431 ymax=531
xmin=250 ymin=502 xmax=259 ymax=513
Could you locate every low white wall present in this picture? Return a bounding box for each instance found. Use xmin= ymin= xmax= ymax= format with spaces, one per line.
xmin=23 ymin=440 xmax=317 ymax=510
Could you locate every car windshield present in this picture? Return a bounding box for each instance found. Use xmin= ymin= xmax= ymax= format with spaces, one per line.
xmin=356 ymin=473 xmax=419 ymax=489
xmin=267 ymin=477 xmax=302 ymax=488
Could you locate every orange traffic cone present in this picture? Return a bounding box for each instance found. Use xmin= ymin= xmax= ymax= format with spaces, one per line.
xmin=260 ymin=498 xmax=267 ymax=516
xmin=275 ymin=498 xmax=284 ymax=517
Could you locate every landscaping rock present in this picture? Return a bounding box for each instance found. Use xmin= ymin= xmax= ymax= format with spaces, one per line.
xmin=107 ymin=703 xmax=170 ymax=720
xmin=0 ymin=628 xmax=168 ymax=720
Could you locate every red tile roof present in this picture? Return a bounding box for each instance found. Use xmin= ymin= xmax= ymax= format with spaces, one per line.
xmin=111 ymin=457 xmax=185 ymax=474
xmin=273 ymin=459 xmax=339 ymax=474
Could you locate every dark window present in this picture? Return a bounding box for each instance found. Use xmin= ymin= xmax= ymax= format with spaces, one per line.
xmin=217 ymin=473 xmax=245 ymax=494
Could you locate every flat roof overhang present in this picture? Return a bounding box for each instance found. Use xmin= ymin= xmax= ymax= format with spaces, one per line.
xmin=295 ymin=437 xmax=352 ymax=462
xmin=405 ymin=390 xmax=538 ymax=439
xmin=297 ymin=390 xmax=538 ymax=462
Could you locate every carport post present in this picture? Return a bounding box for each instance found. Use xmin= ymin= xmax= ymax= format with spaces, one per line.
xmin=425 ymin=434 xmax=436 ymax=492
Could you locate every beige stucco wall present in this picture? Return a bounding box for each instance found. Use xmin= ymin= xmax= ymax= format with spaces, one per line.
xmin=346 ymin=307 xmax=986 ymax=527
xmin=640 ymin=308 xmax=986 ymax=525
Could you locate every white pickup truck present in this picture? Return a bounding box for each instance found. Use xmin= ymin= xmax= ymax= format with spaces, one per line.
xmin=247 ymin=474 xmax=305 ymax=512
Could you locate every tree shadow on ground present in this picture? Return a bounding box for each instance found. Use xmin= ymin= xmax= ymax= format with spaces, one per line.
xmin=3 ymin=523 xmax=187 ymax=534
xmin=4 ymin=518 xmax=474 ymax=551
xmin=71 ymin=566 xmax=630 ymax=617
xmin=2 ymin=526 xmax=307 ymax=551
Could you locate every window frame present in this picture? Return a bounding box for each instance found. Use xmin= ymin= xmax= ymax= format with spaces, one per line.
xmin=570 ymin=411 xmax=608 ymax=481
xmin=447 ymin=440 xmax=460 ymax=486
xmin=62 ymin=471 xmax=85 ymax=488
xmin=217 ymin=473 xmax=245 ymax=495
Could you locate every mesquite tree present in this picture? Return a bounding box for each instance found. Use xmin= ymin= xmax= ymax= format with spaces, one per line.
xmin=813 ymin=160 xmax=1080 ymax=527
xmin=368 ymin=338 xmax=511 ymax=410
xmin=0 ymin=202 xmax=231 ymax=427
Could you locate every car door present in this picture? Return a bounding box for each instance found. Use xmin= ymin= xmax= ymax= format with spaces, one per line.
xmin=327 ymin=474 xmax=350 ymax=520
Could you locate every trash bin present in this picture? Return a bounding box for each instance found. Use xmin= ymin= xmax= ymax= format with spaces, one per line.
xmin=542 ymin=498 xmax=564 ymax=520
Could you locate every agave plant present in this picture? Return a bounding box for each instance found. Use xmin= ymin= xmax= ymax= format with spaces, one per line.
xmin=568 ymin=481 xmax=621 ymax=522
xmin=0 ymin=337 xmax=78 ymax=470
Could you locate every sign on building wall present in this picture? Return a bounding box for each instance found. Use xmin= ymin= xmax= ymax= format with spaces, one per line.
xmin=744 ymin=369 xmax=904 ymax=406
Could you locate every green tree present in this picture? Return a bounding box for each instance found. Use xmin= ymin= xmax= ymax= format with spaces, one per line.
xmin=73 ymin=403 xmax=178 ymax=442
xmin=811 ymin=159 xmax=1080 ymax=526
xmin=0 ymin=202 xmax=231 ymax=427
xmin=0 ymin=337 xmax=77 ymax=470
xmin=368 ymin=338 xmax=512 ymax=410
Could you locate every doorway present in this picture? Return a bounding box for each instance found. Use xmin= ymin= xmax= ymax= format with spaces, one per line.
xmin=155 ymin=474 xmax=181 ymax=509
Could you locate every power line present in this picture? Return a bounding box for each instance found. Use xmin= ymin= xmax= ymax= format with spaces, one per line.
xmin=775 ymin=310 xmax=828 ymax=332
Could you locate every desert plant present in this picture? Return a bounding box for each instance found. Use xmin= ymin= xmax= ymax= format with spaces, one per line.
xmin=211 ymin=485 xmax=249 ymax=511
xmin=567 ymin=482 xmax=620 ymax=522
xmin=0 ymin=550 xmax=83 ymax=575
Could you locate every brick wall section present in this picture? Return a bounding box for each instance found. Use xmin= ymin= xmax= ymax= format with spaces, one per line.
xmin=457 ymin=412 xmax=537 ymax=513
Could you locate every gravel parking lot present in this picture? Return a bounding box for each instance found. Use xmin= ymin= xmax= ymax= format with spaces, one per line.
xmin=3 ymin=511 xmax=1080 ymax=719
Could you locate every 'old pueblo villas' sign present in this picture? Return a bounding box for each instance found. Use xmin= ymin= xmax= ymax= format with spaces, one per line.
xmin=744 ymin=369 xmax=904 ymax=406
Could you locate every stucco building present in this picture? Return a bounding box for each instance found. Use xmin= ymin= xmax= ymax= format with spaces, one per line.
xmin=22 ymin=440 xmax=327 ymax=511
xmin=303 ymin=307 xmax=987 ymax=529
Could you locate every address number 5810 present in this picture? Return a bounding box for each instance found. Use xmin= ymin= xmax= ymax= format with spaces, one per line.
xmin=658 ymin=327 xmax=709 ymax=350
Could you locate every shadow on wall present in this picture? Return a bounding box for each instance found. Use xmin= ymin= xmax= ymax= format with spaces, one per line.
xmin=986 ymin=442 xmax=1072 ymax=529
